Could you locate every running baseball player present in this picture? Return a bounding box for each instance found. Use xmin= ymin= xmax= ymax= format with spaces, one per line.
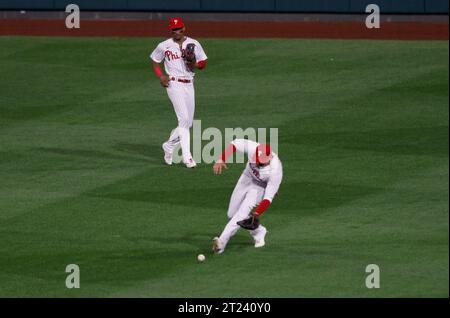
xmin=150 ymin=17 xmax=207 ymax=168
xmin=212 ymin=139 xmax=283 ymax=254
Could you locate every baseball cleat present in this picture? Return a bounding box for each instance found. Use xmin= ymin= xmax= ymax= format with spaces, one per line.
xmin=185 ymin=157 xmax=197 ymax=168
xmin=212 ymin=237 xmax=224 ymax=254
xmin=162 ymin=142 xmax=173 ymax=165
xmin=254 ymin=227 xmax=267 ymax=248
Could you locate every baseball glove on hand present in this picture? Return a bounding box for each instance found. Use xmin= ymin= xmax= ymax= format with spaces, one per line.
xmin=237 ymin=214 xmax=260 ymax=230
xmin=184 ymin=43 xmax=196 ymax=71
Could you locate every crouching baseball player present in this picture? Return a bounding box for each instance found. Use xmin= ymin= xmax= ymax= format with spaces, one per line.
xmin=212 ymin=139 xmax=283 ymax=254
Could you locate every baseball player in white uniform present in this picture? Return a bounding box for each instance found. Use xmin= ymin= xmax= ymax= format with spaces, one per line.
xmin=150 ymin=17 xmax=208 ymax=168
xmin=212 ymin=139 xmax=283 ymax=254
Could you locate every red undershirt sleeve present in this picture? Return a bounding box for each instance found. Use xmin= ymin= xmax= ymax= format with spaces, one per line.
xmin=197 ymin=60 xmax=207 ymax=70
xmin=220 ymin=143 xmax=236 ymax=162
xmin=153 ymin=63 xmax=163 ymax=78
xmin=254 ymin=199 xmax=271 ymax=216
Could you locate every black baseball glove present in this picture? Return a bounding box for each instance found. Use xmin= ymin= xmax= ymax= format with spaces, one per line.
xmin=237 ymin=214 xmax=260 ymax=230
xmin=184 ymin=43 xmax=196 ymax=71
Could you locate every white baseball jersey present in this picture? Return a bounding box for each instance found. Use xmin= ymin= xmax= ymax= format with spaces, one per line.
xmin=150 ymin=37 xmax=207 ymax=79
xmin=231 ymin=139 xmax=283 ymax=202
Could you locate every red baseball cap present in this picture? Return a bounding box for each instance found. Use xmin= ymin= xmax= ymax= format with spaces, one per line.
xmin=169 ymin=17 xmax=185 ymax=30
xmin=254 ymin=144 xmax=272 ymax=165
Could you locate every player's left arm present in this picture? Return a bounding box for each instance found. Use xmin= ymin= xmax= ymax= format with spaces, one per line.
xmin=253 ymin=163 xmax=283 ymax=217
xmin=194 ymin=41 xmax=208 ymax=70
xmin=195 ymin=60 xmax=207 ymax=70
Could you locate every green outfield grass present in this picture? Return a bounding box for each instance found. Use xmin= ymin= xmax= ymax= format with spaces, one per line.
xmin=0 ymin=36 xmax=448 ymax=297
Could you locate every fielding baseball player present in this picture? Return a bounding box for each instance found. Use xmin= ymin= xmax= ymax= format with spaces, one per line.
xmin=150 ymin=17 xmax=207 ymax=168
xmin=212 ymin=139 xmax=283 ymax=254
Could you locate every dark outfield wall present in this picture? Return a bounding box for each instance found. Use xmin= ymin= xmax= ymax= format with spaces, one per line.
xmin=0 ymin=0 xmax=448 ymax=14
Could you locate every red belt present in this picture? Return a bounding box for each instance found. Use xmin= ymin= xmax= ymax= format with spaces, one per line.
xmin=171 ymin=77 xmax=191 ymax=83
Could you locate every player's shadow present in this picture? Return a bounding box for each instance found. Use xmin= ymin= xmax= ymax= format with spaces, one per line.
xmin=92 ymin=187 xmax=229 ymax=210
xmin=125 ymin=232 xmax=215 ymax=250
xmin=89 ymin=180 xmax=381 ymax=214
xmin=126 ymin=232 xmax=259 ymax=255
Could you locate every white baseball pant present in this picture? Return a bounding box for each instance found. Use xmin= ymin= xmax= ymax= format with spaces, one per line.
xmin=165 ymin=79 xmax=195 ymax=162
xmin=218 ymin=173 xmax=267 ymax=248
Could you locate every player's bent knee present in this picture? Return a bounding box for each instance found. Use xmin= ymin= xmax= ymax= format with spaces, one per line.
xmin=244 ymin=190 xmax=259 ymax=206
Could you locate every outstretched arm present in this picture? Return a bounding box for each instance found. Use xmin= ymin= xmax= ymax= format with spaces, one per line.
xmin=213 ymin=139 xmax=259 ymax=174
xmin=213 ymin=143 xmax=236 ymax=174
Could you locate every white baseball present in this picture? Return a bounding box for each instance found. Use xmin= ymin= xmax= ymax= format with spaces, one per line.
xmin=197 ymin=254 xmax=205 ymax=262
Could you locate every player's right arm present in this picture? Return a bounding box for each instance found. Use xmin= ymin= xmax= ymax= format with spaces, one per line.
xmin=152 ymin=61 xmax=169 ymax=87
xmin=150 ymin=44 xmax=169 ymax=87
xmin=213 ymin=139 xmax=256 ymax=174
xmin=213 ymin=143 xmax=235 ymax=174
